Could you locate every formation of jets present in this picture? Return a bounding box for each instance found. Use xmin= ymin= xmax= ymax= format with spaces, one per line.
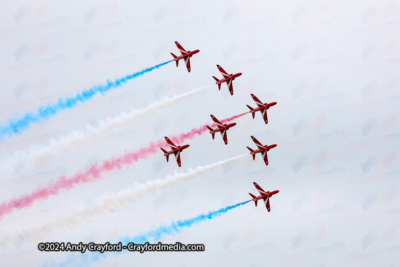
xmin=165 ymin=41 xmax=279 ymax=212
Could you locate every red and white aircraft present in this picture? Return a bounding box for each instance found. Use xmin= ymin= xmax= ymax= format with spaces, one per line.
xmin=249 ymin=182 xmax=279 ymax=212
xmin=170 ymin=41 xmax=200 ymax=72
xmin=247 ymin=136 xmax=277 ymax=166
xmin=206 ymin=115 xmax=237 ymax=145
xmin=246 ymin=94 xmax=277 ymax=124
xmin=212 ymin=65 xmax=242 ymax=95
xmin=160 ymin=137 xmax=190 ymax=167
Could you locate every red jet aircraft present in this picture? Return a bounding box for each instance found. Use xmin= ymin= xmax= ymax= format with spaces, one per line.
xmin=160 ymin=137 xmax=190 ymax=167
xmin=212 ymin=65 xmax=242 ymax=95
xmin=246 ymin=94 xmax=277 ymax=124
xmin=170 ymin=41 xmax=200 ymax=72
xmin=247 ymin=136 xmax=277 ymax=166
xmin=249 ymin=182 xmax=279 ymax=212
xmin=206 ymin=114 xmax=237 ymax=145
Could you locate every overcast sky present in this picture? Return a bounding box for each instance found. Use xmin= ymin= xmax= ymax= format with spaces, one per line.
xmin=0 ymin=0 xmax=399 ymax=266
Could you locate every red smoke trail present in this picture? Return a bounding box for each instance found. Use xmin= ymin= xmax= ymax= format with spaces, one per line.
xmin=169 ymin=112 xmax=248 ymax=144
xmin=0 ymin=112 xmax=248 ymax=219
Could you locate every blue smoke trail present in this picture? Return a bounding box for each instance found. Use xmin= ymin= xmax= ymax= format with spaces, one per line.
xmin=52 ymin=200 xmax=250 ymax=267
xmin=125 ymin=200 xmax=251 ymax=243
xmin=0 ymin=60 xmax=172 ymax=141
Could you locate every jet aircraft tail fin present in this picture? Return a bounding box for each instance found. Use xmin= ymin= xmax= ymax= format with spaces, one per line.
xmin=171 ymin=53 xmax=179 ymax=67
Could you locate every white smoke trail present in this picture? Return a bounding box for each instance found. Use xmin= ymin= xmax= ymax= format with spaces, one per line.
xmin=0 ymin=154 xmax=245 ymax=247
xmin=0 ymin=86 xmax=207 ymax=178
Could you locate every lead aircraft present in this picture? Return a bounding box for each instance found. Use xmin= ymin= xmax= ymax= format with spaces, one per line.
xmin=206 ymin=114 xmax=237 ymax=145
